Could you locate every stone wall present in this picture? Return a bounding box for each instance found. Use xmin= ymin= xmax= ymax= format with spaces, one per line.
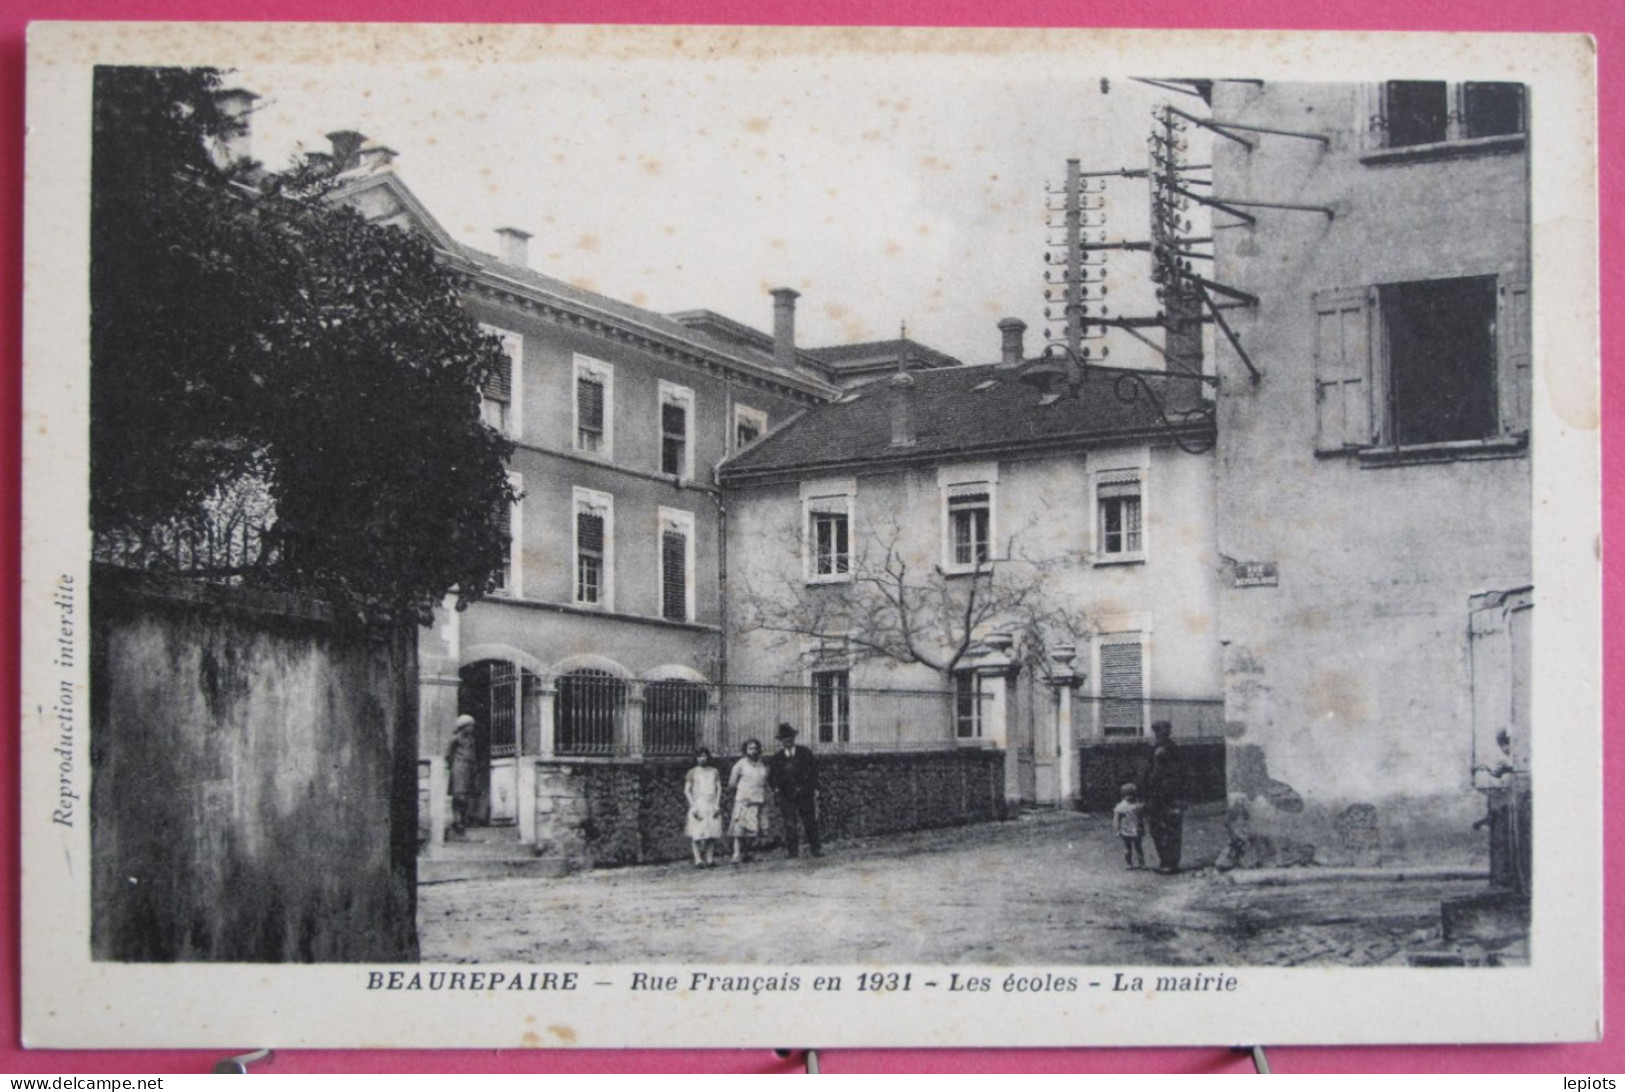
xmin=1075 ymin=738 xmax=1227 ymax=813
xmin=91 ymin=568 xmax=420 ymax=962
xmin=531 ymin=748 xmax=1007 ymax=868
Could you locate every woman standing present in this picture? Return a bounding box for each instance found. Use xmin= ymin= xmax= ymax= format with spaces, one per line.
xmin=727 ymin=738 xmax=770 ymax=863
xmin=684 ymin=748 xmax=723 ymax=868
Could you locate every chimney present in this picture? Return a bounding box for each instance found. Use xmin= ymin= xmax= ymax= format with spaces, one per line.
xmin=771 ymin=288 xmax=800 ymax=367
xmin=495 ymin=227 xmax=532 ymax=268
xmin=325 ymin=130 xmax=367 ymax=172
xmin=997 ymin=317 xmax=1027 ymax=368
xmin=209 ymin=88 xmax=258 ymax=170
xmin=888 ymin=362 xmax=917 ymax=447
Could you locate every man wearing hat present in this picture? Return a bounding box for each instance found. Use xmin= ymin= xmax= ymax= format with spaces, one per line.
xmin=445 ymin=714 xmax=479 ymax=838
xmin=768 ymin=722 xmax=822 ymax=858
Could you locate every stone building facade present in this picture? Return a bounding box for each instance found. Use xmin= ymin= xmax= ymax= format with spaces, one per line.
xmin=719 ymin=321 xmax=1224 ymax=808
xmin=1205 ymin=80 xmax=1532 ymax=866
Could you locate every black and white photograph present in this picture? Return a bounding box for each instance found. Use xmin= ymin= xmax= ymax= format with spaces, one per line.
xmin=21 ymin=23 xmax=1600 ymax=1049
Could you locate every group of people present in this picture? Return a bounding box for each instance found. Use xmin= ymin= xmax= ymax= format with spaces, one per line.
xmin=1111 ymin=719 xmax=1185 ymax=874
xmin=683 ymin=722 xmax=821 ymax=867
xmin=451 ymin=710 xmax=1183 ymax=875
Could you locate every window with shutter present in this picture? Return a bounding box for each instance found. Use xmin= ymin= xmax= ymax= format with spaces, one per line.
xmin=478 ymin=327 xmax=521 ymax=436
xmin=577 ymin=378 xmax=604 ymax=452
xmin=734 ymin=404 xmax=767 ymax=450
xmin=492 ymin=489 xmax=512 ymax=594
xmin=661 ymin=530 xmax=687 ymax=621
xmin=1099 ymin=639 xmax=1144 ymax=738
xmin=576 ymin=510 xmax=603 ymax=604
xmin=573 ymin=488 xmax=613 ymax=608
xmin=1376 ymin=81 xmax=1525 ymax=149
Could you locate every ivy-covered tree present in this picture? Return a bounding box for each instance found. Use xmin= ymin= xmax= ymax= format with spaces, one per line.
xmin=91 ymin=66 xmax=518 ymax=625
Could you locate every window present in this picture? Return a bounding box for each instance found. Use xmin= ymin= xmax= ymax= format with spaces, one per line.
xmin=478 ymin=325 xmax=523 ymax=438
xmin=555 ymin=669 xmax=623 ymax=756
xmin=658 ymin=507 xmax=695 ymax=623
xmin=948 ymin=488 xmax=991 ymax=567
xmin=1099 ymin=636 xmax=1145 ymax=738
xmin=573 ymin=356 xmax=614 ymax=457
xmin=573 ymin=488 xmax=614 ymax=608
xmin=1313 ymin=272 xmax=1529 ymax=454
xmin=812 ymin=669 xmax=851 ymax=744
xmin=802 ymin=481 xmax=856 ymax=583
xmin=1096 ymin=470 xmax=1143 ymax=561
xmin=939 ymin=464 xmax=998 ymax=573
xmin=491 ymin=472 xmax=523 ymax=597
xmin=733 ymin=404 xmax=768 ymax=451
xmin=658 ymin=381 xmax=694 ymax=478
xmin=1379 ymin=81 xmax=1525 ymax=149
xmin=954 ymin=670 xmax=983 ymax=739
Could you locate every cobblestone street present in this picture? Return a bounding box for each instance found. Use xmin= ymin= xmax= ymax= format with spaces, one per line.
xmin=420 ymin=811 xmax=1511 ymax=967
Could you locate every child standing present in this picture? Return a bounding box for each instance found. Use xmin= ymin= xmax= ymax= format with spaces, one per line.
xmin=1113 ymin=782 xmax=1146 ymax=869
xmin=684 ymin=748 xmax=723 ymax=868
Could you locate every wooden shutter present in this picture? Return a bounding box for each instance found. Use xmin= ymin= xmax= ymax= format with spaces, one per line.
xmin=1313 ymin=286 xmax=1376 ymax=452
xmin=482 ymin=331 xmax=518 ymax=401
xmin=1100 ymin=640 xmax=1143 ymax=736
xmin=661 ymin=529 xmax=687 ymax=621
xmin=577 ymin=510 xmax=604 ymax=556
xmin=577 ymin=376 xmax=604 ymax=432
xmin=493 ymin=494 xmax=512 ymax=590
xmin=1498 ymin=268 xmax=1531 ymax=436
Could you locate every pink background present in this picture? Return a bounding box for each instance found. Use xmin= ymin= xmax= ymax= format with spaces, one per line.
xmin=0 ymin=0 xmax=1616 ymax=1074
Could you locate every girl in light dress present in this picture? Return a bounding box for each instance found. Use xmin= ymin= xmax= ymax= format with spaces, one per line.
xmin=684 ymin=748 xmax=723 ymax=868
xmin=727 ymin=738 xmax=770 ymax=863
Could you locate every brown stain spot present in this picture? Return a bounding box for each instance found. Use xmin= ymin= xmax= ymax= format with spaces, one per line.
xmin=662 ymin=225 xmax=678 ymax=237
xmin=743 ymin=117 xmax=771 ymax=134
xmin=1181 ymin=611 xmax=1210 ymax=635
xmin=825 ymin=303 xmax=849 ymax=321
xmin=640 ymin=158 xmax=663 ymax=176
xmin=860 ymin=130 xmax=884 ymax=142
xmin=919 ymin=155 xmax=953 ymax=171
xmin=569 ymin=276 xmax=600 ymax=293
xmin=883 ymin=240 xmax=903 ymax=257
xmin=549 ymin=1024 xmax=579 ymax=1045
xmin=768 ymin=238 xmax=787 ymax=251
xmin=521 ymin=1031 xmax=541 ymax=1047
xmin=632 ymin=292 xmax=649 ymax=306
xmin=575 ymin=234 xmax=600 ymax=252
xmin=1307 ymin=669 xmax=1368 ymax=725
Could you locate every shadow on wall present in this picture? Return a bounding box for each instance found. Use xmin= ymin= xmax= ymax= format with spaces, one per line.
xmin=1221 ymin=743 xmax=1487 ymax=870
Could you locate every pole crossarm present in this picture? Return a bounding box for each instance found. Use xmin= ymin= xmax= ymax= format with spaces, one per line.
xmin=1166 ymin=105 xmax=1331 ymax=148
xmin=1195 ymin=281 xmax=1262 ymax=384
xmin=1208 ymin=196 xmax=1336 ymax=219
xmin=1168 ymin=182 xmax=1256 ymax=226
xmin=1188 ymin=274 xmax=1259 ymax=307
xmin=1132 ymin=77 xmax=1209 ymax=99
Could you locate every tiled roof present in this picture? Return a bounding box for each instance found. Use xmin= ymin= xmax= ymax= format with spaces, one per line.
xmin=720 ymin=362 xmax=1211 ymax=480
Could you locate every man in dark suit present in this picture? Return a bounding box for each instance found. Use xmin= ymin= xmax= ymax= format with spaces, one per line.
xmin=768 ymin=722 xmax=822 ymax=858
xmin=1142 ymin=719 xmax=1184 ymax=874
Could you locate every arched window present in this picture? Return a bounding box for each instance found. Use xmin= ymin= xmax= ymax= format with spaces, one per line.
xmin=555 ymin=669 xmax=625 ymax=756
xmin=644 ymin=680 xmax=710 ymax=756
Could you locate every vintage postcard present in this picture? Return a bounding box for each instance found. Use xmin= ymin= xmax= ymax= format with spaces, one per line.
xmin=21 ymin=23 xmax=1601 ymax=1049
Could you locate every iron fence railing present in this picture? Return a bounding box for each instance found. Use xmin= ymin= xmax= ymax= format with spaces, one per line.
xmin=485 ymin=675 xmax=985 ymax=759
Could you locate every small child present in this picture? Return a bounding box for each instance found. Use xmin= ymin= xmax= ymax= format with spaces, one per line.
xmin=1113 ymin=782 xmax=1146 ymax=869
